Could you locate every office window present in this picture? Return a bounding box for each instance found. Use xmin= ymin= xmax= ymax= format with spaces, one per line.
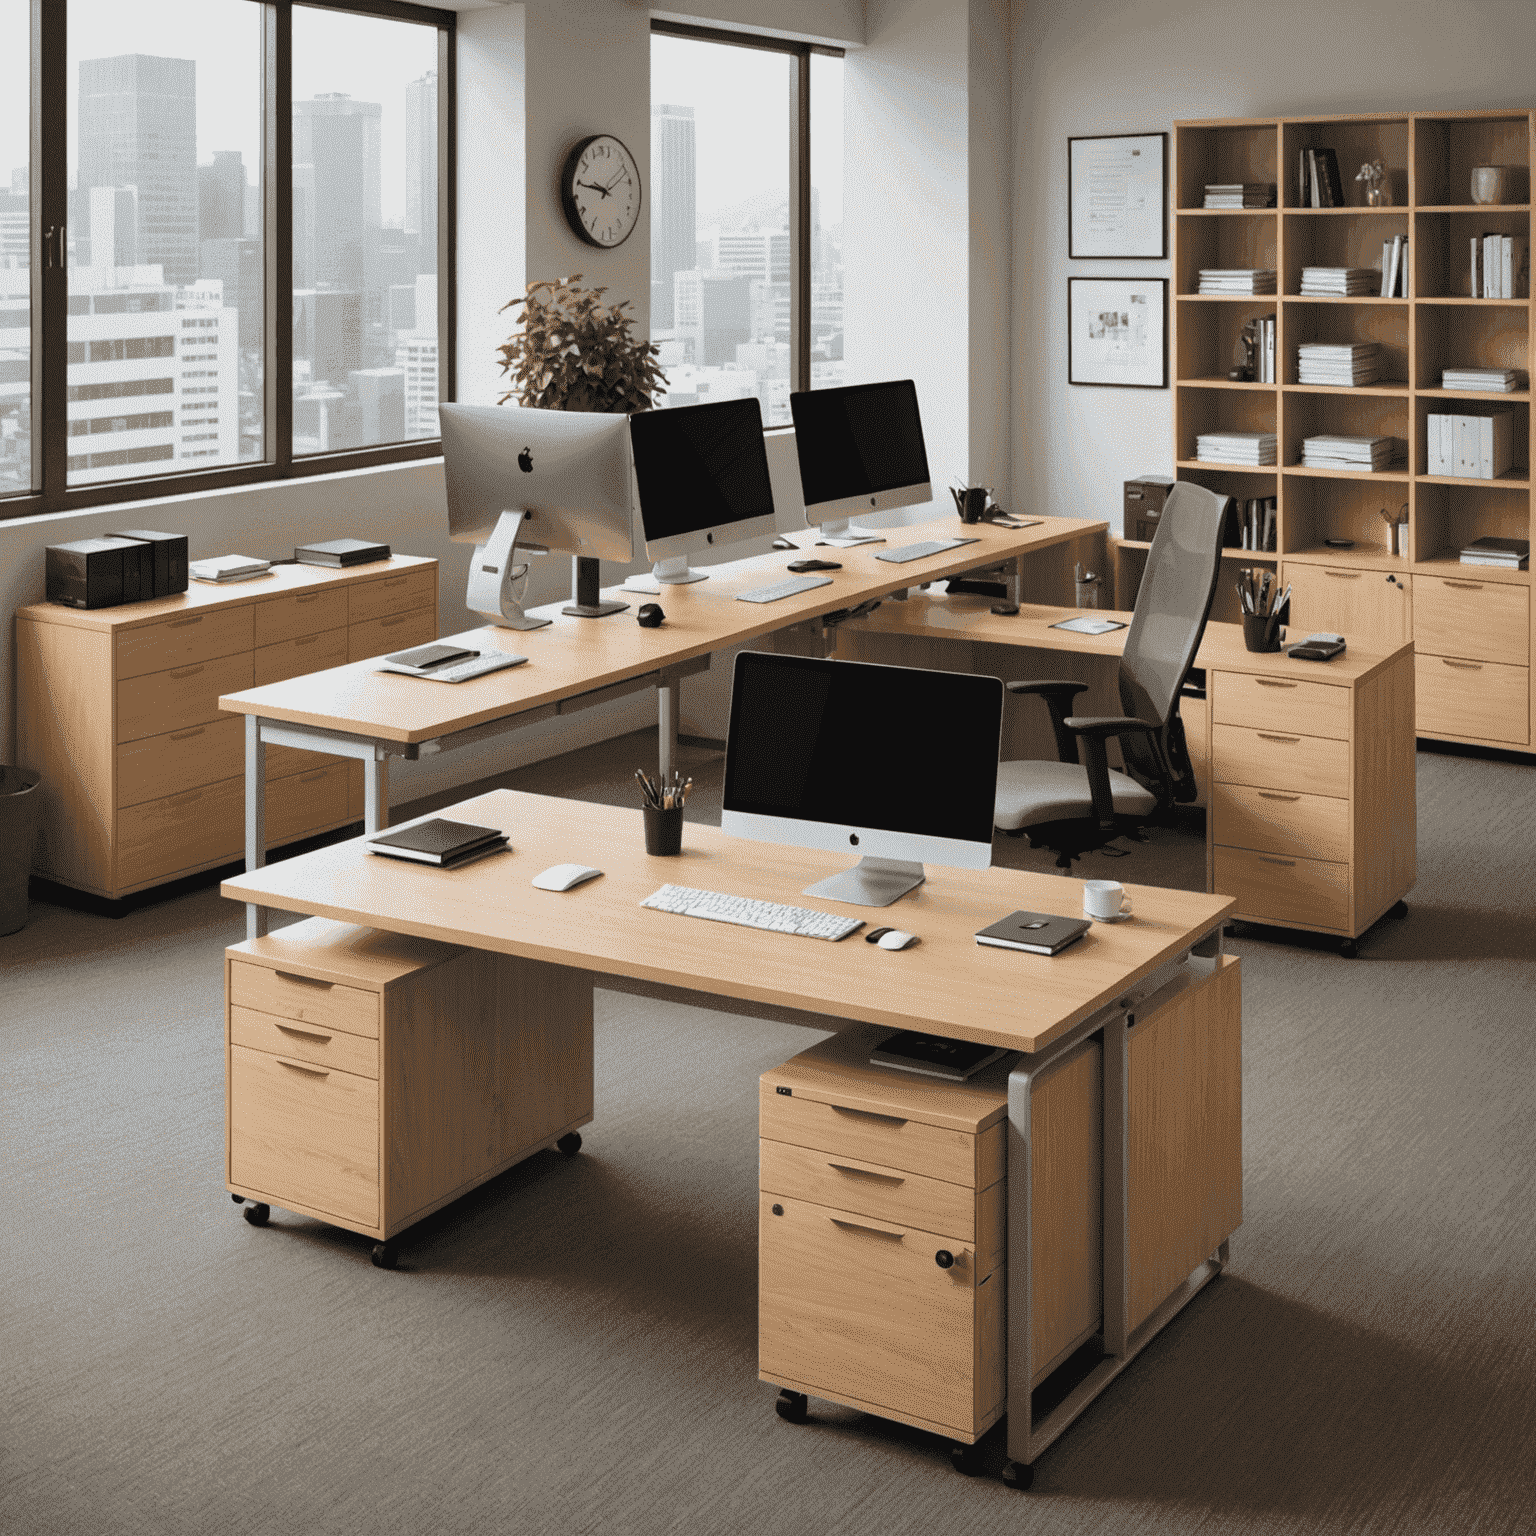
xmin=0 ymin=0 xmax=31 ymax=496
xmin=809 ymin=54 xmax=844 ymax=391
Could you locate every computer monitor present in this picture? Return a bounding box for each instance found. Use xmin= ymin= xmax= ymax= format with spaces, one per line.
xmin=721 ymin=651 xmax=1002 ymax=907
xmin=788 ymin=379 xmax=933 ymax=547
xmin=626 ymin=397 xmax=777 ymax=585
xmin=439 ymin=402 xmax=635 ymax=630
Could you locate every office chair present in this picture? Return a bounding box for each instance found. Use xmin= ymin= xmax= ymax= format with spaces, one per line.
xmin=993 ymin=481 xmax=1230 ymax=868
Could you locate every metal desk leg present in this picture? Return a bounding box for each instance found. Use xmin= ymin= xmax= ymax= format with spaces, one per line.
xmin=657 ymin=673 xmax=679 ymax=782
xmin=244 ymin=715 xmax=267 ymax=941
xmin=1011 ymin=555 xmax=1024 ymax=606
xmin=363 ymin=754 xmax=390 ymax=836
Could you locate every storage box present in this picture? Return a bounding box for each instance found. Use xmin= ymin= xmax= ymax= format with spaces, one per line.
xmin=45 ymin=536 xmax=152 ymax=609
xmin=1124 ymin=475 xmax=1176 ymax=541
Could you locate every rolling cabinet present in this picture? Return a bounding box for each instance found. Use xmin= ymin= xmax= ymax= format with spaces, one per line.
xmin=226 ymin=916 xmax=594 ymax=1268
xmin=16 ymin=556 xmax=436 ymax=901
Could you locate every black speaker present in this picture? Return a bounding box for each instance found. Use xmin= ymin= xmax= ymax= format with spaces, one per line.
xmin=45 ymin=536 xmax=153 ymax=609
xmin=112 ymin=529 xmax=189 ymax=597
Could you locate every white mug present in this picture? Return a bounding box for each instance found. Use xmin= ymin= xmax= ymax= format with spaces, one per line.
xmin=1083 ymin=879 xmax=1132 ymax=922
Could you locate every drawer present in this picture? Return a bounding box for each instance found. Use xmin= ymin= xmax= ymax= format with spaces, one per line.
xmin=253 ymin=587 xmax=349 ymax=648
xmin=1213 ymin=845 xmax=1349 ymax=933
xmin=254 ymin=626 xmax=348 ymax=687
xmin=348 ymin=607 xmax=436 ymax=663
xmin=267 ymin=762 xmax=352 ymax=847
xmin=266 ymin=741 xmax=339 ymax=781
xmin=1413 ymin=575 xmax=1527 ymax=667
xmin=116 ymin=651 xmax=254 ymax=744
xmin=348 ymin=567 xmax=435 ymax=626
xmin=115 ymin=606 xmax=253 ymax=681
xmin=760 ymin=1138 xmax=981 ymax=1245
xmin=116 ymin=714 xmax=243 ymax=809
xmin=116 ymin=774 xmax=244 ymax=887
xmin=229 ymin=959 xmax=379 ymax=1039
xmin=229 ymin=1043 xmax=378 ymax=1229
xmin=1211 ymin=670 xmax=1351 ymax=740
xmin=759 ymin=1193 xmax=1001 ymax=1438
xmin=1211 ymin=780 xmax=1350 ymax=864
xmin=1211 ymin=723 xmax=1350 ymax=799
xmin=1416 ymin=653 xmax=1530 ymax=745
xmin=760 ymin=1087 xmax=994 ymax=1187
xmin=229 ymin=1004 xmax=378 ymax=1080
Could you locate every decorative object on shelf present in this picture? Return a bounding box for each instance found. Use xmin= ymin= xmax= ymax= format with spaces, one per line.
xmin=559 ymin=133 xmax=642 ymax=248
xmin=1073 ymin=561 xmax=1101 ymax=608
xmin=1380 ymin=503 xmax=1409 ymax=557
xmin=1229 ymin=319 xmax=1257 ymax=382
xmin=1355 ymin=159 xmax=1390 ymax=207
xmin=1068 ymin=133 xmax=1166 ymax=258
xmin=1471 ymin=165 xmax=1516 ymax=206
xmin=1068 ymin=277 xmax=1167 ymax=388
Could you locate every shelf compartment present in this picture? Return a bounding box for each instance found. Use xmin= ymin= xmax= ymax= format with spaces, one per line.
xmin=1284 ymin=300 xmax=1410 ymax=388
xmin=1415 ymin=393 xmax=1529 ymax=478
xmin=1411 ymin=208 xmax=1531 ymax=299
xmin=1282 ymin=118 xmax=1409 ymax=210
xmin=1281 ymin=473 xmax=1408 ymax=554
xmin=1413 ymin=553 xmax=1532 ymax=586
xmin=1413 ymin=300 xmax=1529 ymax=388
xmin=1175 ymin=121 xmax=1280 ymax=211
xmin=1174 ymin=300 xmax=1281 ymax=386
xmin=1285 ymin=542 xmax=1402 ymax=570
xmin=1174 ymin=387 xmax=1276 ymax=466
xmin=1413 ymin=114 xmax=1531 ymax=211
xmin=1413 ymin=481 xmax=1532 ymax=568
xmin=1281 ymin=209 xmax=1408 ymax=297
xmin=1175 ymin=213 xmax=1278 ymax=297
xmin=1283 ymin=390 xmax=1410 ymax=476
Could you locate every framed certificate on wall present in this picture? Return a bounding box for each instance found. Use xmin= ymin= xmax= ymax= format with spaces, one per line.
xmin=1069 ymin=133 xmax=1167 ymax=259
xmin=1068 ymin=277 xmax=1167 ymax=389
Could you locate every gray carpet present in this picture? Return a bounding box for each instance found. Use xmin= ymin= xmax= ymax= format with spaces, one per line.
xmin=4 ymin=738 xmax=1535 ymax=1534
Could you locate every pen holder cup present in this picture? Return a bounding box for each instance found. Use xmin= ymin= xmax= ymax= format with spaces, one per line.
xmin=1242 ymin=605 xmax=1288 ymax=653
xmin=951 ymin=486 xmax=989 ymax=523
xmin=643 ymin=804 xmax=684 ymax=856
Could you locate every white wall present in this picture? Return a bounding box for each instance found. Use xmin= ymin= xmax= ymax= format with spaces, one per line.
xmin=1011 ymin=0 xmax=1536 ymax=531
xmin=653 ymin=1 xmax=862 ymax=47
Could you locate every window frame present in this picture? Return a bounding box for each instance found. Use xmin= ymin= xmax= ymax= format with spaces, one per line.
xmin=4 ymin=0 xmax=455 ymax=523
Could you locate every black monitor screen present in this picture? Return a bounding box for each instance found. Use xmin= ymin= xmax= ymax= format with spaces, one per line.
xmin=723 ymin=652 xmax=1002 ymax=847
xmin=628 ymin=397 xmax=776 ymax=541
xmin=789 ymin=380 xmax=930 ymax=505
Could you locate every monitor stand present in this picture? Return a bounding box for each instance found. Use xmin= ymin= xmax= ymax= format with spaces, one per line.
xmin=465 ymin=510 xmax=550 ymax=631
xmin=562 ymin=555 xmax=628 ymax=618
xmin=650 ymin=553 xmax=709 ymax=585
xmin=803 ymin=857 xmax=925 ymax=908
xmin=816 ymin=516 xmax=885 ymax=548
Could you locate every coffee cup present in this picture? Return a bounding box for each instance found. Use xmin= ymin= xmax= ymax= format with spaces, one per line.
xmin=1083 ymin=879 xmax=1132 ymax=922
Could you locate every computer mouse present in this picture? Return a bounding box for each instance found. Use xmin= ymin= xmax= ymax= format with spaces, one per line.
xmin=876 ymin=929 xmax=919 ymax=951
xmin=787 ymin=558 xmax=842 ymax=573
xmin=771 ymin=537 xmax=798 ymax=551
xmin=990 ymin=602 xmax=1020 ymax=616
xmin=531 ymin=863 xmax=603 ymax=892
xmin=636 ymin=603 xmax=665 ymax=628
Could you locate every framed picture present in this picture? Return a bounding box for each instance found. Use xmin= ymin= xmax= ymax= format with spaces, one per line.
xmin=1069 ymin=133 xmax=1167 ymax=259
xmin=1068 ymin=277 xmax=1168 ymax=389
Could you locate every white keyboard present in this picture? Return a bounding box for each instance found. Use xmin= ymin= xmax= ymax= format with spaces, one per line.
xmin=641 ymin=884 xmax=864 ymax=940
xmin=735 ymin=574 xmax=835 ymax=604
xmin=876 ymin=536 xmax=981 ymax=564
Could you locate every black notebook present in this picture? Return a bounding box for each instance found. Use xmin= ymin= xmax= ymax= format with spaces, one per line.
xmin=975 ymin=910 xmax=1091 ymax=956
xmin=869 ymin=1031 xmax=1012 ymax=1082
xmin=368 ymin=818 xmax=506 ymax=866
xmin=295 ymin=537 xmax=391 ymax=567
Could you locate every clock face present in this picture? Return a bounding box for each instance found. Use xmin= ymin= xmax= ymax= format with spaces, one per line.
xmin=561 ymin=134 xmax=642 ymax=250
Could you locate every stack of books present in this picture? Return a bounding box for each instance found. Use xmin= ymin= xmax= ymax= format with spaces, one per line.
xmin=1469 ymin=234 xmax=1528 ymax=298
xmin=1299 ymin=267 xmax=1377 ymax=296
xmin=1441 ymin=367 xmax=1524 ymax=393
xmin=367 ymin=818 xmax=510 ymax=869
xmin=1194 ymin=431 xmax=1277 ymax=466
xmin=1297 ymin=343 xmax=1381 ymax=386
xmin=1460 ymin=536 xmax=1529 ymax=570
xmin=295 ymin=538 xmax=391 ymax=568
xmin=1379 ymin=236 xmax=1410 ymax=298
xmin=1203 ymin=182 xmax=1275 ymax=208
xmin=1300 ymin=434 xmax=1399 ymax=471
xmin=1297 ymin=147 xmax=1344 ymax=207
xmin=189 ymin=554 xmax=271 ymax=584
xmin=1426 ymin=410 xmax=1516 ymax=479
xmin=1197 ymin=268 xmax=1276 ymax=294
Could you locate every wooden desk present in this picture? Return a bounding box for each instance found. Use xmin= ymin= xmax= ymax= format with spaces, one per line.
xmin=221 ymin=788 xmax=1239 ymax=1484
xmin=219 ymin=515 xmax=1104 ymax=939
xmin=839 ymin=597 xmax=1417 ymax=952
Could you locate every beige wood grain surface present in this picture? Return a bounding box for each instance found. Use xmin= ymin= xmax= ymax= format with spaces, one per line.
xmin=1212 ymin=668 xmax=1353 ymax=739
xmin=1213 ymin=845 xmax=1350 ymax=932
xmin=228 ymin=916 xmax=463 ymax=991
xmin=1352 ymin=647 xmax=1419 ymax=930
xmin=1210 ymin=722 xmax=1352 ymax=798
xmin=252 ymin=586 xmax=350 ymax=648
xmin=115 ymin=716 xmax=244 ymax=809
xmin=115 ymin=605 xmax=254 ymax=680
xmin=229 ymin=958 xmax=382 ymax=1037
xmin=230 ymin=1005 xmax=380 ymax=1080
xmin=1415 ymin=651 xmax=1529 ymax=744
xmin=1211 ymin=780 xmax=1350 ymax=863
xmin=1412 ymin=575 xmax=1528 ymax=667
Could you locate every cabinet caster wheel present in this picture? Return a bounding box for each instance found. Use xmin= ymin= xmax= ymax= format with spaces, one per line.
xmin=231 ymin=1193 xmax=245 ymax=1205
xmin=774 ymin=1390 xmax=808 ymax=1425
xmin=1002 ymin=1460 xmax=1034 ymax=1491
xmin=242 ymin=1202 xmax=269 ymax=1227
xmin=950 ymin=1442 xmax=984 ymax=1476
xmin=371 ymin=1242 xmax=398 ymax=1270
xmin=1339 ymin=939 xmax=1358 ymax=958
xmin=1388 ymin=900 xmax=1408 ymax=920
xmin=556 ymin=1132 xmax=583 ymax=1158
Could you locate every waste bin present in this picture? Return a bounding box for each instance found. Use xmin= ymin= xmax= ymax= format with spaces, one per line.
xmin=0 ymin=767 xmax=41 ymax=936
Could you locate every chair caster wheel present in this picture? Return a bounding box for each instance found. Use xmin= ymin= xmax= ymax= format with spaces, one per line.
xmin=950 ymin=1442 xmax=985 ymax=1476
xmin=231 ymin=1193 xmax=245 ymax=1205
xmin=1002 ymin=1460 xmax=1034 ymax=1491
xmin=1388 ymin=900 xmax=1407 ymax=920
xmin=1339 ymin=939 xmax=1358 ymax=958
xmin=774 ymin=1390 xmax=808 ymax=1424
xmin=243 ymin=1202 xmax=270 ymax=1227
xmin=556 ymin=1132 xmax=583 ymax=1158
xmin=371 ymin=1242 xmax=398 ymax=1270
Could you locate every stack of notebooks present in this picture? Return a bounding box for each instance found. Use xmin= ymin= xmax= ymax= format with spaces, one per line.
xmin=1203 ymin=182 xmax=1275 ymax=209
xmin=1195 ymin=431 xmax=1277 ymax=466
xmin=189 ymin=554 xmax=270 ymax=584
xmin=1300 ymin=434 xmax=1399 ymax=472
xmin=295 ymin=538 xmax=390 ymax=568
xmin=1299 ymin=266 xmax=1377 ymax=297
xmin=1197 ymin=268 xmax=1276 ymax=294
xmin=1460 ymin=536 xmax=1529 ymax=570
xmin=1469 ymin=234 xmax=1528 ymax=298
xmin=1378 ymin=236 xmax=1410 ymax=298
xmin=1426 ymin=410 xmax=1516 ymax=479
xmin=1297 ymin=342 xmax=1381 ymax=386
xmin=367 ymin=818 xmax=510 ymax=870
xmin=1441 ymin=367 xmax=1524 ymax=393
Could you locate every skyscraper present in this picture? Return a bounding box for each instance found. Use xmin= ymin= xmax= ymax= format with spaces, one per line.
xmin=77 ymin=55 xmax=198 ymax=286
xmin=292 ymin=94 xmax=382 ymax=298
xmin=404 ymin=70 xmax=437 ymax=273
xmin=651 ymin=104 xmax=696 ymax=329
xmin=198 ymin=150 xmax=246 ymax=242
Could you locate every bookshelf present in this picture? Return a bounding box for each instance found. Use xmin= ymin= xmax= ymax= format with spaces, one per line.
xmin=1170 ymin=110 xmax=1534 ymax=751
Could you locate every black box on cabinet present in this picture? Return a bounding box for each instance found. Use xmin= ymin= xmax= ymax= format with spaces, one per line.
xmin=1124 ymin=476 xmax=1176 ymax=541
xmin=46 ymin=536 xmax=153 ymax=609
xmin=113 ymin=529 xmax=189 ymax=596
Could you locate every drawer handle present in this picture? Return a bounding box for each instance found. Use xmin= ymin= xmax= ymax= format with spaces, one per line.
xmin=294 ymin=634 xmax=320 ymax=646
xmin=1256 ymin=732 xmax=1301 ymax=743
xmin=275 ymin=1023 xmax=333 ymax=1043
xmin=380 ymin=614 xmax=412 ymax=628
xmin=297 ymin=771 xmax=327 ymax=784
xmin=1323 ymin=570 xmax=1362 ymax=579
xmin=274 ymin=970 xmax=334 ymax=989
xmin=1258 ymin=856 xmax=1296 ymax=867
xmin=167 ymin=790 xmax=202 ymax=808
xmin=1257 ymin=791 xmax=1300 ymax=801
xmin=829 ymin=1104 xmax=908 ymax=1127
xmin=1441 ymin=659 xmax=1483 ymax=670
xmin=381 ymin=576 xmax=407 ymax=586
xmin=166 ymin=616 xmax=204 ymax=629
xmin=829 ymin=1217 xmax=906 ymax=1240
xmin=296 ymin=594 xmax=321 ymax=604
xmin=277 ymin=1057 xmax=329 ymax=1078
xmin=169 ymin=664 xmax=205 ymax=680
xmin=1254 ymin=678 xmax=1298 ymax=688
xmin=168 ymin=726 xmax=206 ymax=742
xmin=1442 ymin=580 xmax=1483 ymax=591
xmin=827 ymin=1162 xmax=906 ymax=1184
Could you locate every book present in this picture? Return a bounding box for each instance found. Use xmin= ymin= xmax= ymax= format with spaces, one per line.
xmin=975 ymin=910 xmax=1091 ymax=956
xmin=868 ymin=1030 xmax=1013 ymax=1082
xmin=295 ymin=538 xmax=391 ymax=568
xmin=1314 ymin=147 xmax=1343 ymax=207
xmin=189 ymin=554 xmax=271 ymax=583
xmin=1460 ymin=536 xmax=1529 ymax=568
xmin=367 ymin=818 xmax=508 ymax=866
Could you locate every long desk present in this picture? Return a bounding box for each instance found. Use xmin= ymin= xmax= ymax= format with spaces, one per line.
xmin=221 ymin=788 xmax=1238 ymax=1485
xmin=220 ymin=515 xmax=1104 ymax=939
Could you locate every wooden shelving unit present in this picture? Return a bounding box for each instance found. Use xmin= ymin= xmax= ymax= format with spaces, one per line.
xmin=1168 ymin=110 xmax=1535 ymax=752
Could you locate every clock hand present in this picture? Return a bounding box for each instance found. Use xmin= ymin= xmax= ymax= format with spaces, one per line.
xmin=577 ymin=179 xmax=613 ymax=199
xmin=600 ymin=167 xmax=628 ymax=192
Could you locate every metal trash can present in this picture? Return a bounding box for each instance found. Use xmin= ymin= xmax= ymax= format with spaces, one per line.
xmin=0 ymin=767 xmax=41 ymax=936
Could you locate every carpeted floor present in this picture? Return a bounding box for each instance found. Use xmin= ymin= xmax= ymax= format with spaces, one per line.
xmin=3 ymin=735 xmax=1534 ymax=1535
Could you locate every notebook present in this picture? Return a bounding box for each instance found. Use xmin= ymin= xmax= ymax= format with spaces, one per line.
xmin=975 ymin=910 xmax=1091 ymax=955
xmin=869 ymin=1030 xmax=1012 ymax=1081
xmin=295 ymin=538 xmax=391 ymax=567
xmin=367 ymin=818 xmax=507 ymax=867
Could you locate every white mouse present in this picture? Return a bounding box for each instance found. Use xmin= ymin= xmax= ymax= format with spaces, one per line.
xmin=876 ymin=929 xmax=918 ymax=951
xmin=531 ymin=863 xmax=603 ymax=892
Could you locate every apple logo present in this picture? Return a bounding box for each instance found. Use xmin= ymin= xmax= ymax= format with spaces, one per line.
xmin=869 ymin=496 xmax=877 ymax=506
xmin=517 ymin=447 xmax=533 ymax=473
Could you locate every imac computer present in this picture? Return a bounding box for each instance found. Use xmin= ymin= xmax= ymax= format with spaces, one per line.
xmin=626 ymin=396 xmax=777 ymax=585
xmin=439 ymin=402 xmax=635 ymax=630
xmin=721 ymin=651 xmax=1003 ymax=907
xmin=788 ymin=378 xmax=933 ymax=547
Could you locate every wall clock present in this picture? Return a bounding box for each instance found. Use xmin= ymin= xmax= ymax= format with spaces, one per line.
xmin=560 ymin=134 xmax=642 ymax=250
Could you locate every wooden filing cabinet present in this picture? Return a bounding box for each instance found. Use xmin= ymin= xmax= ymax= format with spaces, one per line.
xmin=16 ymin=556 xmax=436 ymax=901
xmin=226 ymin=917 xmax=594 ymax=1263
xmin=1410 ymin=573 xmax=1529 ymax=747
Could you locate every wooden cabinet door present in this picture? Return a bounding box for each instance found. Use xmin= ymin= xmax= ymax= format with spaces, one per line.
xmin=1283 ymin=563 xmax=1410 ymax=649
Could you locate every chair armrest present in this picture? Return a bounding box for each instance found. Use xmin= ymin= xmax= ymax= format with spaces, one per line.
xmin=1063 ymin=714 xmax=1158 ymax=738
xmin=1006 ymin=680 xmax=1091 ymax=764
xmin=1062 ymin=716 xmax=1158 ymax=825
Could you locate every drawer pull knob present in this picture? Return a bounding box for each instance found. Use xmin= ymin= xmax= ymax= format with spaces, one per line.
xmin=273 ymin=970 xmax=334 ymax=989
xmin=830 ymin=1217 xmax=905 ymax=1240
xmin=1442 ymin=659 xmax=1483 ymax=670
xmin=1256 ymin=732 xmax=1301 ymax=743
xmin=166 ymin=616 xmax=204 ymax=629
xmin=828 ymin=1162 xmax=905 ymax=1184
xmin=168 ymin=664 xmax=205 ymax=680
xmin=1254 ymin=678 xmax=1298 ymax=689
xmin=277 ymin=1057 xmax=329 ymax=1078
xmin=275 ymin=1023 xmax=332 ymax=1042
xmin=1259 ymin=855 xmax=1296 ymax=866
xmin=169 ymin=726 xmax=206 ymax=742
xmin=1257 ymin=791 xmax=1300 ymax=802
xmin=935 ymin=1249 xmax=956 ymax=1269
xmin=830 ymin=1104 xmax=908 ymax=1127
